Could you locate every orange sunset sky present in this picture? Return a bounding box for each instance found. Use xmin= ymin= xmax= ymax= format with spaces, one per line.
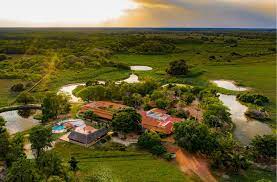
xmin=0 ymin=0 xmax=276 ymax=28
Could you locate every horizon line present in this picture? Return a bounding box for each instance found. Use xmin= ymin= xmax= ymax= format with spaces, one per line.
xmin=0 ymin=26 xmax=276 ymax=30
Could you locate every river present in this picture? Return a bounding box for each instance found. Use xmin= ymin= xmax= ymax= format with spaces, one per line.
xmin=218 ymin=94 xmax=272 ymax=145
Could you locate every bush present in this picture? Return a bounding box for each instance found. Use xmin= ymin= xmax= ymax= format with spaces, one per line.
xmin=237 ymin=93 xmax=269 ymax=106
xmin=155 ymin=98 xmax=169 ymax=109
xmin=10 ymin=83 xmax=25 ymax=92
xmin=163 ymin=153 xmax=174 ymax=161
xmin=166 ymin=59 xmax=189 ymax=75
xmin=151 ymin=145 xmax=166 ymax=155
xmin=138 ymin=131 xmax=166 ymax=155
xmin=250 ymin=135 xmax=276 ymax=160
xmin=0 ymin=54 xmax=7 ymax=61
xmin=138 ymin=131 xmax=161 ymax=149
xmin=16 ymin=92 xmax=35 ymax=104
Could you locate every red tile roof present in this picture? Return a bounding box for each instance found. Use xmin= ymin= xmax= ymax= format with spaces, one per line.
xmin=140 ymin=108 xmax=183 ymax=134
xmin=79 ymin=101 xmax=128 ymax=120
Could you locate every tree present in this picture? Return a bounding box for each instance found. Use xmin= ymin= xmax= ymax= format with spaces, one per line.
xmin=16 ymin=92 xmax=35 ymax=105
xmin=6 ymin=133 xmax=26 ymax=167
xmin=68 ymin=157 xmax=79 ymax=171
xmin=203 ymin=103 xmax=232 ymax=129
xmin=250 ymin=135 xmax=276 ymax=160
xmin=138 ymin=131 xmax=161 ymax=149
xmin=6 ymin=158 xmax=40 ymax=182
xmin=29 ymin=125 xmax=53 ymax=157
xmin=0 ymin=116 xmax=9 ymax=160
xmin=155 ymin=98 xmax=170 ymax=109
xmin=10 ymin=83 xmax=25 ymax=92
xmin=166 ymin=59 xmax=189 ymax=75
xmin=37 ymin=151 xmax=66 ymax=180
xmin=210 ymin=133 xmax=250 ymax=173
xmin=111 ymin=108 xmax=142 ymax=134
xmin=224 ymin=38 xmax=238 ymax=46
xmin=42 ymin=93 xmax=70 ymax=122
xmin=77 ymin=85 xmax=106 ymax=101
xmin=83 ymin=109 xmax=98 ymax=122
xmin=138 ymin=131 xmax=166 ymax=155
xmin=174 ymin=120 xmax=218 ymax=154
xmin=123 ymin=93 xmax=143 ymax=108
xmin=182 ymin=93 xmax=195 ymax=105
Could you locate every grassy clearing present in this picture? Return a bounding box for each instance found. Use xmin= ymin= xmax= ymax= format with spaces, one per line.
xmin=221 ymin=168 xmax=276 ymax=182
xmin=53 ymin=142 xmax=191 ymax=182
xmin=0 ymin=79 xmax=24 ymax=107
xmin=200 ymin=55 xmax=276 ymax=123
xmin=114 ymin=53 xmax=276 ymax=123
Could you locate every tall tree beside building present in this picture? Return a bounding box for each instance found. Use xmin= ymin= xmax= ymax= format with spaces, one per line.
xmin=111 ymin=108 xmax=142 ymax=134
xmin=42 ymin=93 xmax=70 ymax=122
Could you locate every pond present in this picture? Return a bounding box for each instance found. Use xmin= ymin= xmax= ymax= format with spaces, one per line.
xmin=130 ymin=66 xmax=153 ymax=71
xmin=218 ymin=94 xmax=272 ymax=145
xmin=58 ymin=83 xmax=85 ymax=103
xmin=115 ymin=74 xmax=139 ymax=84
xmin=212 ymin=80 xmax=248 ymax=91
xmin=0 ymin=110 xmax=40 ymax=134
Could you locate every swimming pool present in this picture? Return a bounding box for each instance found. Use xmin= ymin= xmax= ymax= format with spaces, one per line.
xmin=52 ymin=125 xmax=65 ymax=133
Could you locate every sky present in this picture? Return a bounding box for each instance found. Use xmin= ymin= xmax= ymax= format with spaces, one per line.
xmin=0 ymin=0 xmax=276 ymax=28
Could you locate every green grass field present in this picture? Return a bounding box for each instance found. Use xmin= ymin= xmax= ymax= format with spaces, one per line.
xmin=113 ymin=53 xmax=276 ymax=123
xmin=53 ymin=142 xmax=191 ymax=182
xmin=222 ymin=168 xmax=276 ymax=182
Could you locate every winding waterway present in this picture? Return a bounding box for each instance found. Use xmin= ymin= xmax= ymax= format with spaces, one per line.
xmin=218 ymin=94 xmax=272 ymax=145
xmin=59 ymin=74 xmax=140 ymax=103
xmin=212 ymin=80 xmax=248 ymax=91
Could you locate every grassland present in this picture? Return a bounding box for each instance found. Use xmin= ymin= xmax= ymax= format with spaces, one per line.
xmin=0 ymin=29 xmax=275 ymax=181
xmin=53 ymin=142 xmax=191 ymax=182
xmin=222 ymin=168 xmax=276 ymax=182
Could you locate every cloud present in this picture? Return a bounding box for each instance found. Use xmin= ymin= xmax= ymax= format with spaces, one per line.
xmin=0 ymin=0 xmax=276 ymax=27
xmin=103 ymin=0 xmax=276 ymax=28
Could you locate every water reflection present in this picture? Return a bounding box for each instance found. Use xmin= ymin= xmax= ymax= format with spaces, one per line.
xmin=0 ymin=110 xmax=40 ymax=134
xmin=218 ymin=94 xmax=272 ymax=145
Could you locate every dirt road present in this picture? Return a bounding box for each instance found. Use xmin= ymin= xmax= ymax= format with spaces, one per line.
xmin=166 ymin=144 xmax=217 ymax=182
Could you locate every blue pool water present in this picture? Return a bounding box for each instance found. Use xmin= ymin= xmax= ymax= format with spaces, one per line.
xmin=52 ymin=125 xmax=65 ymax=131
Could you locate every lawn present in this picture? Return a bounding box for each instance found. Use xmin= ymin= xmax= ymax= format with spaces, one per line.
xmin=221 ymin=168 xmax=276 ymax=182
xmin=0 ymin=79 xmax=24 ymax=107
xmin=53 ymin=142 xmax=191 ymax=182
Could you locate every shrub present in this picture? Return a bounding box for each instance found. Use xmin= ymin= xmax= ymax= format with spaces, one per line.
xmin=138 ymin=131 xmax=166 ymax=156
xmin=155 ymin=98 xmax=169 ymax=109
xmin=10 ymin=83 xmax=25 ymax=92
xmin=16 ymin=92 xmax=35 ymax=105
xmin=0 ymin=54 xmax=7 ymax=61
xmin=250 ymin=135 xmax=276 ymax=160
xmin=151 ymin=145 xmax=166 ymax=155
xmin=237 ymin=93 xmax=269 ymax=106
xmin=166 ymin=59 xmax=189 ymax=75
xmin=163 ymin=153 xmax=174 ymax=161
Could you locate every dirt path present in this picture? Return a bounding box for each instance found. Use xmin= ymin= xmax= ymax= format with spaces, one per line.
xmin=166 ymin=144 xmax=217 ymax=182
